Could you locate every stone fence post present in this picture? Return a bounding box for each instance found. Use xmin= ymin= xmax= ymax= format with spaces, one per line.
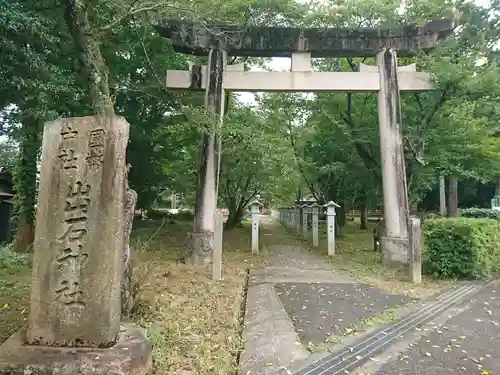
xmin=212 ymin=212 xmax=226 ymax=281
xmin=324 ymin=201 xmax=340 ymax=256
xmin=290 ymin=207 xmax=296 ymax=229
xmin=295 ymin=206 xmax=301 ymax=233
xmin=302 ymin=204 xmax=309 ymax=235
xmin=311 ymin=203 xmax=319 ymax=247
xmin=250 ymin=200 xmax=260 ymax=254
xmin=408 ymin=217 xmax=422 ymax=283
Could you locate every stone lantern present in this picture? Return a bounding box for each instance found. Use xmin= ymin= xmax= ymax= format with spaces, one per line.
xmin=250 ymin=200 xmax=261 ymax=254
xmin=324 ymin=201 xmax=340 ymax=256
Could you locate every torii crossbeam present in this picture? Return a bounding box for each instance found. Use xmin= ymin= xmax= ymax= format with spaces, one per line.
xmin=154 ymin=19 xmax=455 ymax=266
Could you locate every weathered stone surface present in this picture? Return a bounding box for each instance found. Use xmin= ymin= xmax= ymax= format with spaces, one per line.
xmin=122 ymin=187 xmax=137 ymax=317
xmin=0 ymin=322 xmax=152 ymax=375
xmin=212 ymin=212 xmax=223 ymax=281
xmin=154 ymin=19 xmax=455 ymax=57
xmin=185 ymin=231 xmax=214 ymax=266
xmin=27 ymin=116 xmax=129 ymax=347
xmin=377 ymin=49 xmax=410 ymax=264
xmin=381 ymin=236 xmax=409 ymax=265
xmin=187 ymin=49 xmax=226 ymax=265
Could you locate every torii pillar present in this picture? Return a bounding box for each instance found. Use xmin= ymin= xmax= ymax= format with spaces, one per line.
xmin=186 ymin=49 xmax=227 ymax=266
xmin=362 ymin=52 xmax=411 ymax=264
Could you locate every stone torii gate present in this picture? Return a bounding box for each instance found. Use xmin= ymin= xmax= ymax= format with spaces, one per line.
xmin=154 ymin=19 xmax=455 ymax=265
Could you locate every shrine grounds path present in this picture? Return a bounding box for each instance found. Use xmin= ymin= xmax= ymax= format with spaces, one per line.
xmin=239 ymin=215 xmax=499 ymax=375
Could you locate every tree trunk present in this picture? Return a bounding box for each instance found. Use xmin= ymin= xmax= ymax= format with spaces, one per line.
xmin=495 ymin=177 xmax=500 ymax=196
xmin=225 ymin=200 xmax=245 ymax=229
xmin=439 ymin=175 xmax=447 ymax=216
xmin=335 ymin=205 xmax=346 ymax=237
xmin=360 ymin=203 xmax=368 ymax=230
xmin=447 ymin=177 xmax=459 ymax=217
xmin=13 ymin=112 xmax=41 ymax=252
xmin=61 ymin=0 xmax=114 ymax=116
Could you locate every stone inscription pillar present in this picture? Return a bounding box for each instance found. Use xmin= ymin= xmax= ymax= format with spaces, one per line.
xmin=188 ymin=48 xmax=227 ymax=266
xmin=376 ymin=48 xmax=410 ymax=264
xmin=27 ymin=116 xmax=128 ymax=347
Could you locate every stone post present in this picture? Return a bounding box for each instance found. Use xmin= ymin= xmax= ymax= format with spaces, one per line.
xmin=324 ymin=201 xmax=340 ymax=256
xmin=408 ymin=217 xmax=422 ymax=283
xmin=376 ymin=48 xmax=410 ymax=264
xmin=250 ymin=201 xmax=260 ymax=254
xmin=439 ymin=175 xmax=447 ymax=216
xmin=311 ymin=203 xmax=319 ymax=247
xmin=295 ymin=206 xmax=302 ymax=233
xmin=301 ymin=205 xmax=309 ymax=235
xmin=212 ymin=212 xmax=224 ymax=281
xmin=187 ymin=48 xmax=227 ymax=266
xmin=0 ymin=116 xmax=151 ymax=375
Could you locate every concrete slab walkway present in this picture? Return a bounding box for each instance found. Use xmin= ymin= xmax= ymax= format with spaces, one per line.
xmin=239 ymin=216 xmax=410 ymax=375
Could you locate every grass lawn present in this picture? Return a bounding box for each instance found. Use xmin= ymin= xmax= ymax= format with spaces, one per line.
xmin=0 ymin=255 xmax=31 ymax=344
xmin=309 ymin=219 xmax=453 ymax=299
xmin=0 ymin=219 xmax=264 ymax=375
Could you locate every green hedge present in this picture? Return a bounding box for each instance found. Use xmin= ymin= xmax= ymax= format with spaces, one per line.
xmin=424 ymin=218 xmax=500 ymax=279
xmin=460 ymin=208 xmax=500 ymax=220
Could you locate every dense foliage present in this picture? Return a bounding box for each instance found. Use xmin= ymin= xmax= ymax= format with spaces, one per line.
xmin=460 ymin=208 xmax=500 ymax=220
xmin=424 ymin=218 xmax=500 ymax=279
xmin=0 ymin=0 xmax=499 ymax=248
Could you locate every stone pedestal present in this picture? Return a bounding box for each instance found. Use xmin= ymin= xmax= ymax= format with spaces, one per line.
xmin=381 ymin=236 xmax=409 ymax=265
xmin=0 ymin=322 xmax=151 ymax=375
xmin=185 ymin=231 xmax=214 ymax=267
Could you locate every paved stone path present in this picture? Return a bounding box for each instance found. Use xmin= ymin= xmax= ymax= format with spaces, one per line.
xmin=239 ymin=216 xmax=411 ymax=375
xmin=239 ymin=216 xmax=498 ymax=375
xmin=275 ymin=282 xmax=410 ymax=346
xmin=360 ymin=280 xmax=500 ymax=375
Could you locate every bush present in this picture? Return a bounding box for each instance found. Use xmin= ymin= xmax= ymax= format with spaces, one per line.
xmin=424 ymin=218 xmax=500 ymax=279
xmin=0 ymin=245 xmax=30 ymax=268
xmin=460 ymin=208 xmax=500 ymax=220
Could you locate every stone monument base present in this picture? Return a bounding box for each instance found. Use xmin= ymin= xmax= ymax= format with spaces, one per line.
xmin=185 ymin=231 xmax=214 ymax=267
xmin=381 ymin=236 xmax=409 ymax=265
xmin=0 ymin=322 xmax=151 ymax=375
